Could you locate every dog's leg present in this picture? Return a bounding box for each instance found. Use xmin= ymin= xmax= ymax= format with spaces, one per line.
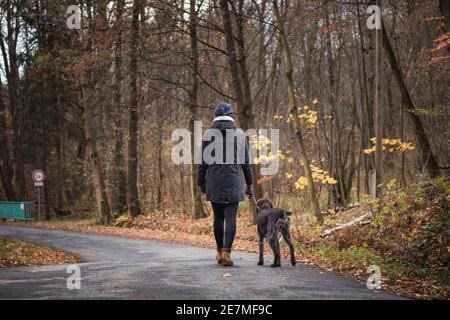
xmin=257 ymin=236 xmax=264 ymax=266
xmin=281 ymin=224 xmax=296 ymax=266
xmin=257 ymin=228 xmax=264 ymax=265
xmin=268 ymin=236 xmax=281 ymax=267
xmin=268 ymin=222 xmax=281 ymax=267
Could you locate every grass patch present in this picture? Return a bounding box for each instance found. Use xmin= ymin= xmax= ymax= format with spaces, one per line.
xmin=304 ymin=243 xmax=408 ymax=280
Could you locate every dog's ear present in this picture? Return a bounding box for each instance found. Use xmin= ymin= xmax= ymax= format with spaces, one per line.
xmin=284 ymin=211 xmax=292 ymax=216
xmin=267 ymin=198 xmax=274 ymax=208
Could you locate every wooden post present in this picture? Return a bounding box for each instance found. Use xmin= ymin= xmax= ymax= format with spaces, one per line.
xmin=369 ymin=169 xmax=377 ymax=198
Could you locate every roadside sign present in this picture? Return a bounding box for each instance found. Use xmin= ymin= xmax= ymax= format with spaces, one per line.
xmin=32 ymin=170 xmax=46 ymax=183
xmin=34 ymin=182 xmax=44 ymax=189
xmin=32 ymin=171 xmax=45 ymax=220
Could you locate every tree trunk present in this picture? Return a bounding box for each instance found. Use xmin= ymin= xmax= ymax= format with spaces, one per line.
xmin=55 ymin=133 xmax=64 ymax=211
xmin=189 ymin=0 xmax=207 ymax=219
xmin=54 ymin=91 xmax=64 ymax=211
xmin=381 ymin=19 xmax=440 ymax=177
xmin=84 ymin=98 xmax=112 ymax=225
xmin=356 ymin=2 xmax=374 ymax=193
xmin=0 ymin=77 xmax=15 ymax=201
xmin=128 ymin=0 xmax=142 ymax=217
xmin=81 ymin=0 xmax=112 ymax=225
xmin=219 ymin=0 xmax=263 ymax=207
xmin=113 ymin=0 xmax=127 ymax=214
xmin=374 ymin=0 xmax=384 ymax=199
xmin=272 ymin=0 xmax=323 ymax=224
xmin=1 ymin=1 xmax=25 ymax=200
xmin=156 ymin=120 xmax=164 ymax=212
xmin=234 ymin=0 xmax=264 ymax=200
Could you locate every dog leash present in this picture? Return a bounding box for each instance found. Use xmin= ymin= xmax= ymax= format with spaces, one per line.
xmin=250 ymin=195 xmax=262 ymax=211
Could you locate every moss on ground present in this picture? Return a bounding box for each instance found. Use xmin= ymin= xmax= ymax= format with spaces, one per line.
xmin=298 ymin=177 xmax=449 ymax=299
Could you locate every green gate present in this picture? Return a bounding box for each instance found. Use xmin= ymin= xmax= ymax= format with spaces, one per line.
xmin=0 ymin=202 xmax=36 ymax=221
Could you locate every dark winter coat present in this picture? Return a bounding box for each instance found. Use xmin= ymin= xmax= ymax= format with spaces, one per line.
xmin=197 ymin=119 xmax=253 ymax=204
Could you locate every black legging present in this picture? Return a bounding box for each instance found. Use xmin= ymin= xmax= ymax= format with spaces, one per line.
xmin=211 ymin=202 xmax=239 ymax=251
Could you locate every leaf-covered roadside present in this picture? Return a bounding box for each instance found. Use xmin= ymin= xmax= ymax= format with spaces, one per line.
xmin=0 ymin=237 xmax=81 ymax=268
xmin=298 ymin=178 xmax=449 ymax=300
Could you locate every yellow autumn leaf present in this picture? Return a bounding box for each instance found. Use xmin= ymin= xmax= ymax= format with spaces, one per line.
xmin=326 ymin=178 xmax=338 ymax=185
xmin=294 ymin=176 xmax=308 ymax=190
xmin=389 ymin=139 xmax=399 ymax=145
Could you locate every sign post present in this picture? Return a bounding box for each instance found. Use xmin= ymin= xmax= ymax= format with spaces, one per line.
xmin=32 ymin=170 xmax=45 ymax=219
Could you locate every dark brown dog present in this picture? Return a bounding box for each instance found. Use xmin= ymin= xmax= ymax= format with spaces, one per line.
xmin=255 ymin=197 xmax=296 ymax=267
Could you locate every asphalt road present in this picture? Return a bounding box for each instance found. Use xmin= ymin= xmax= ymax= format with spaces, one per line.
xmin=0 ymin=225 xmax=403 ymax=300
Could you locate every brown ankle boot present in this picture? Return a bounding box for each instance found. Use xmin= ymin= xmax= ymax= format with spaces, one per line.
xmin=216 ymin=250 xmax=223 ymax=264
xmin=221 ymin=250 xmax=234 ymax=266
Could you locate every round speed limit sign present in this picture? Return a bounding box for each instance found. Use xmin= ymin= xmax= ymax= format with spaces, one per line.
xmin=32 ymin=170 xmax=46 ymax=183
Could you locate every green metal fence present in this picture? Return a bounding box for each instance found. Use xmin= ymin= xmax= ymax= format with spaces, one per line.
xmin=0 ymin=202 xmax=36 ymax=221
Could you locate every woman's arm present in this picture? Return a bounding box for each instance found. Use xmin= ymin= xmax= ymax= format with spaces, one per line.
xmin=242 ymin=138 xmax=253 ymax=186
xmin=197 ymin=139 xmax=208 ymax=188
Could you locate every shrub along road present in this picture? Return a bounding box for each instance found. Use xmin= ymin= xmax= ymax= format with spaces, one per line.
xmin=0 ymin=225 xmax=402 ymax=299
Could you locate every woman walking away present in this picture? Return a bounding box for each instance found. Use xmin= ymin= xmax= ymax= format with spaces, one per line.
xmin=197 ymin=102 xmax=253 ymax=266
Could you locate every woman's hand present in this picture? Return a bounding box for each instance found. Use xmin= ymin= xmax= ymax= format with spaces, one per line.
xmin=245 ymin=185 xmax=254 ymax=197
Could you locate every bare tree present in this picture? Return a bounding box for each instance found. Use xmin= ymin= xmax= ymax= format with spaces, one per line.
xmin=374 ymin=0 xmax=384 ymax=199
xmin=272 ymin=0 xmax=323 ymax=223
xmin=219 ymin=0 xmax=263 ymax=208
xmin=113 ymin=0 xmax=127 ymax=214
xmin=189 ymin=0 xmax=207 ymax=219
xmin=381 ymin=19 xmax=440 ymax=178
xmin=128 ymin=0 xmax=142 ymax=217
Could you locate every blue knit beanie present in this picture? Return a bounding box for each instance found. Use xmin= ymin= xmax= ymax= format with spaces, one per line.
xmin=214 ymin=101 xmax=234 ymax=117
